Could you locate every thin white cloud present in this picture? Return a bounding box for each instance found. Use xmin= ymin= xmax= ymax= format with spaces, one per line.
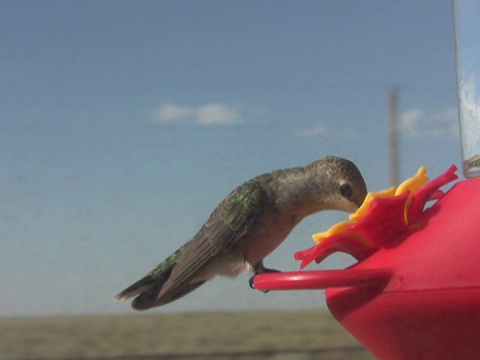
xmin=294 ymin=124 xmax=359 ymax=138
xmin=399 ymin=106 xmax=459 ymax=138
xmin=152 ymin=103 xmax=195 ymax=123
xmin=398 ymin=109 xmax=425 ymax=136
xmin=151 ymin=102 xmax=242 ymax=126
xmin=196 ymin=104 xmax=240 ymax=126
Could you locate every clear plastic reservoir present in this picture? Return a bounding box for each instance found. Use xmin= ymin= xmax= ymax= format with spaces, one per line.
xmin=453 ymin=0 xmax=480 ymax=178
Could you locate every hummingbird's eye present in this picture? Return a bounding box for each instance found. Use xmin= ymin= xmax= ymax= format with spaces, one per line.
xmin=339 ymin=183 xmax=353 ymax=199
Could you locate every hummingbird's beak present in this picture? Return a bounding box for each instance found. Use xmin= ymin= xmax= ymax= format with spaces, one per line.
xmin=355 ymin=197 xmax=365 ymax=209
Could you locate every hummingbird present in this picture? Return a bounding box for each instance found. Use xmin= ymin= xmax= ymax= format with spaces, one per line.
xmin=115 ymin=156 xmax=367 ymax=310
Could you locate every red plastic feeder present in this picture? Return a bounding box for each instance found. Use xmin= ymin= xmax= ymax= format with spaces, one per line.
xmin=254 ymin=167 xmax=480 ymax=360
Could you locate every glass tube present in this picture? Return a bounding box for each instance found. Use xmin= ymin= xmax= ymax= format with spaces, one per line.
xmin=453 ymin=0 xmax=480 ymax=178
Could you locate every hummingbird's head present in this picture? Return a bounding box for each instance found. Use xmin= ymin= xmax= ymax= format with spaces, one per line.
xmin=306 ymin=156 xmax=367 ymax=213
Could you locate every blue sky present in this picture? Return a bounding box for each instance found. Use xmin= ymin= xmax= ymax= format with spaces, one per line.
xmin=1 ymin=1 xmax=461 ymax=316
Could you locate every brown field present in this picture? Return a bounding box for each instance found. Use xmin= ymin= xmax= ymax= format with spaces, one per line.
xmin=0 ymin=310 xmax=375 ymax=360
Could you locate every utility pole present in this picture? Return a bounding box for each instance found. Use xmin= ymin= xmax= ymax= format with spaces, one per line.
xmin=389 ymin=88 xmax=400 ymax=187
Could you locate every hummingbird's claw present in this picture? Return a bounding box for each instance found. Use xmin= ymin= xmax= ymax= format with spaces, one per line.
xmin=249 ymin=275 xmax=269 ymax=293
xmin=249 ymin=275 xmax=256 ymax=289
xmin=249 ymin=267 xmax=281 ymax=292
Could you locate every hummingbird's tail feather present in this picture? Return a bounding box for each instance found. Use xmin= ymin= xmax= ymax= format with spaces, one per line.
xmin=154 ymin=281 xmax=206 ymax=307
xmin=130 ymin=278 xmax=169 ymax=310
xmin=124 ymin=280 xmax=205 ymax=310
xmin=116 ymin=262 xmax=206 ymax=310
xmin=116 ymin=272 xmax=172 ymax=310
xmin=115 ymin=275 xmax=159 ymax=301
xmin=116 ymin=250 xmax=182 ymax=309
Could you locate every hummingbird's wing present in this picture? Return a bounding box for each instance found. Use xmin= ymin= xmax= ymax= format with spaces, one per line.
xmin=155 ymin=180 xmax=269 ymax=306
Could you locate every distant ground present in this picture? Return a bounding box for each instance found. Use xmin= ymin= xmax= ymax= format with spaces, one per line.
xmin=0 ymin=310 xmax=374 ymax=360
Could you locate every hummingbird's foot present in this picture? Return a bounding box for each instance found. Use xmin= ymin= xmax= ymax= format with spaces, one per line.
xmin=249 ymin=266 xmax=281 ymax=291
xmin=249 ymin=275 xmax=256 ymax=290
